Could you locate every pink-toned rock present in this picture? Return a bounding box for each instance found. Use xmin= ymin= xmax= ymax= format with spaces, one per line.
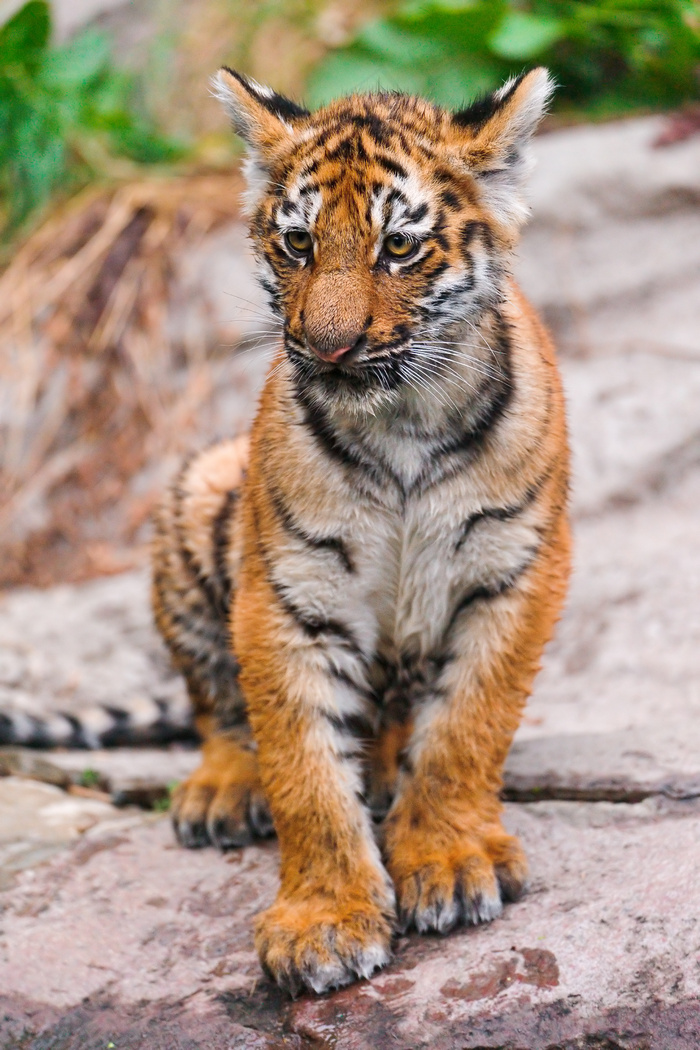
xmin=1 ymin=800 xmax=699 ymax=1048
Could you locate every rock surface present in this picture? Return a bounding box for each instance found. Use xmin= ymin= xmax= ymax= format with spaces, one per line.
xmin=0 ymin=775 xmax=128 ymax=891
xmin=1 ymin=801 xmax=699 ymax=1048
xmin=1 ymin=115 xmax=700 ymax=1047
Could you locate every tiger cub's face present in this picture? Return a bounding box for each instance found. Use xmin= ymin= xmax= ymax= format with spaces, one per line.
xmin=215 ymin=68 xmax=552 ymax=410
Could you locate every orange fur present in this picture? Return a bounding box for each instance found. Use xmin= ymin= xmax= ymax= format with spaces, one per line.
xmin=152 ymin=67 xmax=571 ymax=994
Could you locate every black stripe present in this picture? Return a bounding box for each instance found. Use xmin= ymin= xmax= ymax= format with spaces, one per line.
xmin=445 ymin=550 xmax=539 ymax=636
xmin=375 ymin=155 xmax=407 ymax=180
xmin=271 ymin=578 xmax=361 ymax=650
xmin=250 ymin=503 xmax=366 ymax=661
xmin=59 ymin=712 xmax=87 ymax=747
xmin=0 ymin=712 xmax=15 ymax=744
xmin=405 ymin=201 xmax=428 ymax=224
xmin=427 ymin=315 xmax=513 ymax=461
xmin=353 ymin=134 xmax=369 ymax=163
xmin=172 ymin=465 xmax=227 ymax=619
xmin=211 ymin=488 xmax=238 ymax=605
xmin=349 ymin=111 xmax=391 ymax=147
xmin=329 ymin=666 xmax=374 ymax=704
xmin=454 ymin=465 xmax=554 ymax=552
xmin=293 ymin=384 xmax=398 ymax=491
xmin=101 ymin=706 xmax=132 ymax=747
xmin=326 ymin=135 xmax=354 ymax=163
xmin=221 ymin=68 xmax=310 ymax=123
xmin=441 ymin=189 xmax=461 ymax=211
xmin=25 ymin=714 xmax=53 ymax=747
xmin=217 ymin=705 xmax=249 ymax=731
xmin=318 ymin=174 xmax=341 ymax=192
xmin=459 ymin=221 xmax=479 ymax=250
xmin=267 ymin=482 xmax=354 ymax=573
xmin=322 ymin=709 xmax=373 ymax=739
xmin=453 ymin=73 xmax=526 ymax=132
xmin=417 ymin=257 xmax=449 ymax=283
xmin=153 ymin=576 xmax=231 ymax=658
xmin=104 ymin=705 xmax=129 ymax=725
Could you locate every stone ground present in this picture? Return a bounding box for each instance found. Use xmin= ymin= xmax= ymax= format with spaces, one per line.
xmin=1 ymin=117 xmax=700 ymax=1048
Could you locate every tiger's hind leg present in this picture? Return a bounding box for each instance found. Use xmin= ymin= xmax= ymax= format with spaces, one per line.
xmin=152 ymin=436 xmax=273 ymax=849
xmin=171 ymin=728 xmax=271 ymax=848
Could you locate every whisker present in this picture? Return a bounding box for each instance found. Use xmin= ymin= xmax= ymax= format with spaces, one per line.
xmin=410 ymin=345 xmax=502 ymax=384
xmin=222 ymin=292 xmax=284 ymax=328
xmin=401 ymin=359 xmax=456 ymax=411
xmin=464 ymin=318 xmax=504 ymax=370
xmin=411 ymin=336 xmax=505 ymax=376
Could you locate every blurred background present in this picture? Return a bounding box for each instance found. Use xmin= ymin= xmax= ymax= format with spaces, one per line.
xmin=1 ymin=0 xmax=699 ymax=593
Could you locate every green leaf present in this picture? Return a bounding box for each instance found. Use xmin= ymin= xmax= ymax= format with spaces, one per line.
xmin=307 ymin=51 xmax=427 ymax=107
xmin=356 ymin=20 xmax=444 ymax=65
xmin=427 ymin=58 xmax=501 ymax=107
xmin=41 ymin=30 xmax=112 ymax=89
xmin=431 ymin=0 xmax=482 ymax=10
xmin=489 ymin=11 xmax=565 ymax=60
xmin=400 ymin=0 xmax=480 ymax=15
xmin=0 ymin=1 xmax=50 ymax=69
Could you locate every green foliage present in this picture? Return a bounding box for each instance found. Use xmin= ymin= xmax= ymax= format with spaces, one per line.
xmin=152 ymin=779 xmax=180 ymax=812
xmin=308 ymin=0 xmax=700 ymax=115
xmin=0 ymin=0 xmax=184 ymax=240
xmin=78 ymin=767 xmax=100 ymax=788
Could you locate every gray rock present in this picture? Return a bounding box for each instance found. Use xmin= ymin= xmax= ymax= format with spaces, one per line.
xmin=518 ymin=116 xmax=700 ymax=359
xmin=49 ymin=747 xmax=201 ymax=806
xmin=0 ymin=747 xmax=70 ymax=789
xmin=505 ymin=729 xmax=700 ymax=803
xmin=0 ymin=775 xmax=126 ymax=890
xmin=0 ymin=744 xmax=200 ymax=806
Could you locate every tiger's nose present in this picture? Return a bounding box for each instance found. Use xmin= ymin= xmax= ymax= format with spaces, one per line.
xmin=309 ymin=342 xmax=354 ymax=363
xmin=307 ymin=330 xmax=368 ymax=364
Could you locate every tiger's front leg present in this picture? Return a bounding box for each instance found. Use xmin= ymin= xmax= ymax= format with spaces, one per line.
xmin=234 ymin=561 xmax=395 ymax=995
xmin=383 ymin=517 xmax=570 ymax=934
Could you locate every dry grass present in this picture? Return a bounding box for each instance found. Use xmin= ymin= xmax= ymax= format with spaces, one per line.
xmin=0 ymin=172 xmax=246 ymax=589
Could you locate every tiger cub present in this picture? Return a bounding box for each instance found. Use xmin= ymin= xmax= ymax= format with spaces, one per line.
xmin=152 ymin=66 xmax=571 ymax=995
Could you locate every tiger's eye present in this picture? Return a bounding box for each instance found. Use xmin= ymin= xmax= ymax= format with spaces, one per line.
xmin=285 ymin=229 xmax=313 ymax=255
xmin=384 ymin=233 xmax=418 ymax=259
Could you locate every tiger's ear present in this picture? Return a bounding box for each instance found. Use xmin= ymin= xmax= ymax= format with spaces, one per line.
xmin=212 ymin=67 xmax=309 ymax=152
xmin=213 ymin=68 xmax=309 ymax=212
xmin=452 ymin=68 xmax=554 ymax=230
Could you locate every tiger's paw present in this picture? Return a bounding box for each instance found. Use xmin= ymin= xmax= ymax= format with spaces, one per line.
xmin=255 ymin=894 xmax=393 ymax=996
xmin=172 ymin=732 xmax=273 ymax=849
xmin=387 ymin=824 xmax=527 ymax=934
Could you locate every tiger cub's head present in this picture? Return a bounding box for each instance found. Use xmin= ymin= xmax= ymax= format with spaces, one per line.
xmin=214 ymin=67 xmax=552 ymax=410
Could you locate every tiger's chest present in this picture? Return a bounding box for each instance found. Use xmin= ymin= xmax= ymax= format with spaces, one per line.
xmin=351 ymin=493 xmax=535 ymax=657
xmin=271 ymin=478 xmax=539 ymax=662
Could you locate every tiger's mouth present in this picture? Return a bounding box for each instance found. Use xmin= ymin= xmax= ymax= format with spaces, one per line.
xmin=286 ymin=336 xmax=409 ymax=403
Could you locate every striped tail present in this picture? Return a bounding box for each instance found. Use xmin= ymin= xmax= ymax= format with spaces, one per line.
xmin=0 ymin=695 xmax=197 ymax=750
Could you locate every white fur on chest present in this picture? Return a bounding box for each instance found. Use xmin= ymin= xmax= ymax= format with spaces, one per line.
xmin=273 ymin=478 xmax=538 ymax=663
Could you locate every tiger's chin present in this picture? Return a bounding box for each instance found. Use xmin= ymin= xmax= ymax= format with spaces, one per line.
xmin=289 ymin=355 xmax=406 ymax=415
